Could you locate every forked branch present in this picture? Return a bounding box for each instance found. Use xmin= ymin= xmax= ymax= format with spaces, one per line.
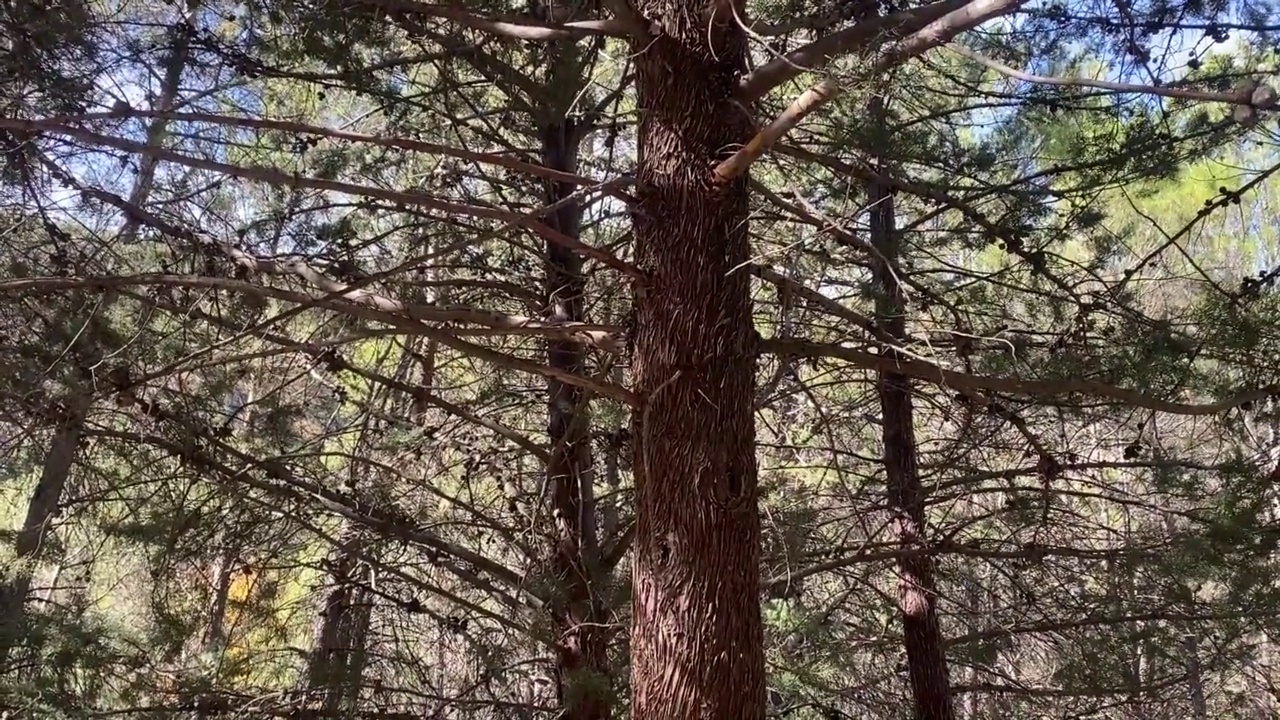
xmin=717 ymin=0 xmax=1029 ymax=182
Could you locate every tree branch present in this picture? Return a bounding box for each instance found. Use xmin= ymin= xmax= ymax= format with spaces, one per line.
xmin=948 ymin=43 xmax=1276 ymax=108
xmin=0 ymin=117 xmax=640 ymax=278
xmin=736 ymin=0 xmax=970 ymax=102
xmin=0 ymin=275 xmax=640 ymax=406
xmin=62 ymin=110 xmax=605 ymax=187
xmin=762 ymin=337 xmax=1275 ymax=416
xmin=718 ymin=0 xmax=1027 ymax=181
xmin=353 ymin=0 xmax=633 ymax=40
xmin=173 ymin=302 xmax=553 ymax=463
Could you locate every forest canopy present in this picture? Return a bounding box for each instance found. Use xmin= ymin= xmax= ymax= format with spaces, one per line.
xmin=2 ymin=0 xmax=1280 ymax=717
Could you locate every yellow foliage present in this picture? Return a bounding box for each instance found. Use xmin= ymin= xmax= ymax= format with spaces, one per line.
xmin=227 ymin=567 xmax=259 ymax=605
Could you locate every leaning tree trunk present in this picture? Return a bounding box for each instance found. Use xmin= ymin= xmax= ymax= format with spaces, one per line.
xmin=0 ymin=0 xmax=193 ymax=674
xmin=627 ymin=3 xmax=765 ymax=717
xmin=539 ymin=34 xmax=613 ymax=719
xmin=0 ymin=401 xmax=86 ymax=668
xmin=867 ymin=99 xmax=956 ymax=719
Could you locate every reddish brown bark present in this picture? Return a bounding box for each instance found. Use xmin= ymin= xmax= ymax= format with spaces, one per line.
xmin=868 ymin=141 xmax=956 ymax=719
xmin=627 ymin=2 xmax=765 ymax=717
xmin=542 ymin=114 xmax=612 ymax=719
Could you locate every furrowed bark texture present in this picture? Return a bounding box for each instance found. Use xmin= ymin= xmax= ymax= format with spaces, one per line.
xmin=628 ymin=2 xmax=765 ymax=716
xmin=542 ymin=111 xmax=612 ymax=718
xmin=868 ymin=133 xmax=955 ymax=719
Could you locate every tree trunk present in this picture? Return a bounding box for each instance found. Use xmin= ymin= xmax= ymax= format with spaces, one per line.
xmin=867 ymin=103 xmax=956 ymax=719
xmin=0 ymin=2 xmax=191 ymax=673
xmin=119 ymin=0 xmax=194 ymax=242
xmin=542 ymin=116 xmax=613 ymax=719
xmin=1251 ymin=639 xmax=1276 ymax=720
xmin=1157 ymin=509 xmax=1209 ymax=720
xmin=599 ymin=363 xmax=624 ymax=543
xmin=200 ymin=544 xmax=236 ymax=652
xmin=306 ymin=526 xmax=371 ymax=716
xmin=961 ymin=576 xmax=981 ymax=720
xmin=200 ymin=384 xmax=258 ymax=659
xmin=0 ymin=401 xmax=85 ymax=668
xmin=1181 ymin=633 xmax=1207 ymax=720
xmin=628 ymin=4 xmax=765 ymax=717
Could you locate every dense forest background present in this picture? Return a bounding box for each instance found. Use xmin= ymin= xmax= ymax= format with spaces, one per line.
xmin=3 ymin=0 xmax=1280 ymax=717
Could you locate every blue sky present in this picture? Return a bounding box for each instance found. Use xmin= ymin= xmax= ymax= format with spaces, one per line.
xmin=42 ymin=0 xmax=1280 ymax=270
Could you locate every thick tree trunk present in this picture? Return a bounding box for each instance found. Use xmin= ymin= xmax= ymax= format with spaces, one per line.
xmin=628 ymin=4 xmax=765 ymax=717
xmin=0 ymin=402 xmax=85 ymax=668
xmin=867 ymin=114 xmax=956 ymax=719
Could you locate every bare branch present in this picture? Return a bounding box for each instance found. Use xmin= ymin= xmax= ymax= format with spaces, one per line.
xmin=736 ymin=0 xmax=969 ymax=102
xmin=596 ymin=0 xmax=653 ymax=41
xmin=948 ymin=43 xmax=1274 ymax=107
xmin=84 ymin=423 xmax=534 ymax=608
xmin=63 ymin=110 xmax=607 ymax=187
xmin=0 ymin=117 xmax=641 ymax=278
xmin=763 ymin=337 xmax=1275 ymax=416
xmin=714 ymin=78 xmax=838 ymax=183
xmin=234 ymin=254 xmax=623 ymax=353
xmin=718 ymin=0 xmax=1027 ymax=181
xmin=354 ymin=0 xmax=633 ymax=40
xmin=0 ymin=275 xmax=640 ymax=405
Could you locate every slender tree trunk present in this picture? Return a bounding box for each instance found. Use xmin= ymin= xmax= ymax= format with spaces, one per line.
xmin=628 ymin=4 xmax=765 ymax=716
xmin=1181 ymin=633 xmax=1207 ymax=720
xmin=193 ymin=550 xmax=236 ymax=718
xmin=119 ymin=0 xmax=194 ymax=244
xmin=1121 ymin=562 xmax=1144 ymax=719
xmin=961 ymin=576 xmax=981 ymax=720
xmin=0 ymin=401 xmax=85 ymax=668
xmin=0 ymin=6 xmax=191 ymax=672
xmin=867 ymin=101 xmax=956 ymax=719
xmin=1252 ymin=640 xmax=1276 ymax=720
xmin=34 ymin=556 xmax=65 ymax=608
xmin=599 ymin=363 xmax=624 ymax=543
xmin=538 ymin=33 xmax=612 ymax=713
xmin=1147 ymin=464 xmax=1206 ymax=719
xmin=340 ymin=595 xmax=372 ymax=711
xmin=200 ymin=544 xmax=236 ymax=653
xmin=201 ymin=383 xmax=258 ymax=658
